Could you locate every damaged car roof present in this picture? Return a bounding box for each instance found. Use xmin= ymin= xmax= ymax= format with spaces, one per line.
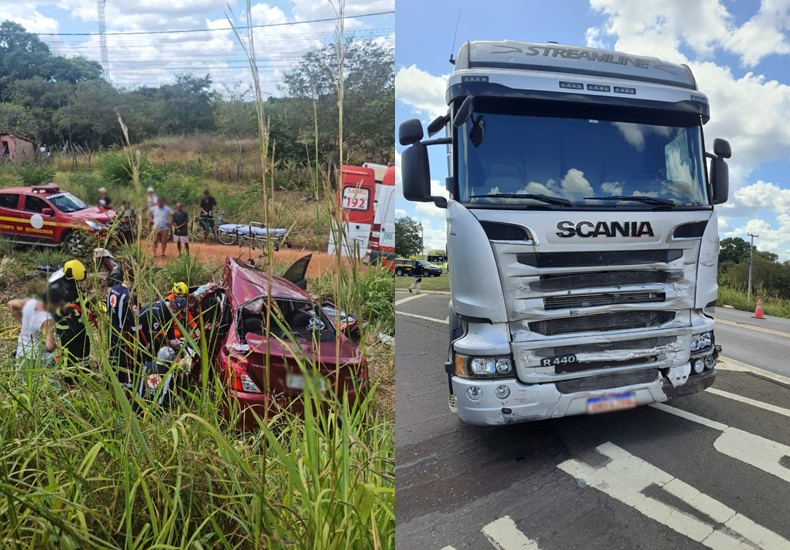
xmin=222 ymin=256 xmax=311 ymax=307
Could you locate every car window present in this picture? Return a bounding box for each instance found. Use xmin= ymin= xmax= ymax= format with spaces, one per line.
xmin=24 ymin=195 xmax=50 ymax=213
xmin=0 ymin=194 xmax=19 ymax=209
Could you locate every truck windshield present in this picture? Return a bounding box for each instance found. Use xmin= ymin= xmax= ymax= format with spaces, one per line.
xmin=49 ymin=193 xmax=88 ymax=213
xmin=456 ymin=102 xmax=708 ymax=208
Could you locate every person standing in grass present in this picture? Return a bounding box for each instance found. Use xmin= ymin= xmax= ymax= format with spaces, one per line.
xmin=145 ymin=187 xmax=158 ymax=228
xmin=150 ymin=197 xmax=173 ymax=259
xmin=199 ymin=189 xmax=218 ymax=229
xmin=107 ymin=268 xmax=138 ymax=389
xmin=97 ymin=187 xmax=112 ymax=209
xmin=172 ymin=202 xmax=189 ymax=255
xmin=7 ymin=293 xmax=57 ymax=369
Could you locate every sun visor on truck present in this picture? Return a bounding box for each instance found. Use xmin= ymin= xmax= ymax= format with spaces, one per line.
xmin=455 ymin=41 xmax=697 ymax=90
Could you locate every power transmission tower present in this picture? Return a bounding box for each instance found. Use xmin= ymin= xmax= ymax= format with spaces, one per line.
xmin=97 ymin=0 xmax=110 ymax=83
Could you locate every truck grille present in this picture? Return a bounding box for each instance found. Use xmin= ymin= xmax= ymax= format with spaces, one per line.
xmin=531 ymin=270 xmax=679 ymax=292
xmin=528 ymin=311 xmax=675 ymax=336
xmin=533 ymin=336 xmax=677 ymax=357
xmin=555 ymin=356 xmax=657 ymax=374
xmin=518 ymin=249 xmax=682 ymax=268
xmin=555 ymin=368 xmax=659 ymax=393
xmin=544 ymin=291 xmax=665 ymax=310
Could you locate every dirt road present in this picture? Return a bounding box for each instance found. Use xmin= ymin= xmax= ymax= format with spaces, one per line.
xmin=153 ymin=241 xmax=349 ymax=278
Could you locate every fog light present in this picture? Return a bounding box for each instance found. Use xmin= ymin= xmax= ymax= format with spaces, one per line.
xmin=495 ymin=385 xmax=510 ymax=399
xmin=467 ymin=386 xmax=483 ymax=401
xmin=692 ymin=359 xmax=705 ymax=374
xmin=705 ymin=356 xmax=716 ymax=370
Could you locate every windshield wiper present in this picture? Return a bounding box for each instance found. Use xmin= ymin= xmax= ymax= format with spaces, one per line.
xmin=471 ymin=193 xmax=573 ymax=206
xmin=586 ymin=195 xmax=674 ymax=207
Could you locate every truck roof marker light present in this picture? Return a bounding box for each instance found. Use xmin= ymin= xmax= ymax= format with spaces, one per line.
xmin=614 ymin=86 xmax=636 ymax=95
xmin=587 ymin=84 xmax=611 ymax=92
xmin=559 ymin=81 xmax=584 ymax=90
xmin=462 ymin=75 xmax=488 ymax=83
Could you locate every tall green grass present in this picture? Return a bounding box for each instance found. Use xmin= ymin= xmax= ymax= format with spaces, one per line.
xmin=0 ymin=356 xmax=394 ymax=548
xmin=718 ymin=285 xmax=790 ymax=318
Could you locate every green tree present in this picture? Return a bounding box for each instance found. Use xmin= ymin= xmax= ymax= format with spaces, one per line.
xmin=396 ymin=216 xmax=423 ymax=257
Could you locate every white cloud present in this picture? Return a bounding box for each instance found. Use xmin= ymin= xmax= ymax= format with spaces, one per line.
xmin=395 ymin=65 xmax=447 ymax=119
xmin=24 ymin=0 xmax=390 ymax=91
xmin=395 ymin=208 xmax=406 ymax=216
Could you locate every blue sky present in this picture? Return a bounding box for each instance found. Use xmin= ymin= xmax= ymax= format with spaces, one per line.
xmin=395 ymin=0 xmax=790 ymax=257
xmin=7 ymin=0 xmax=393 ymax=92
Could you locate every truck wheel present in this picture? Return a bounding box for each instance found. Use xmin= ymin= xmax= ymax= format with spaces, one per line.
xmin=395 ymin=268 xmax=404 ymax=276
xmin=62 ymin=231 xmax=87 ymax=257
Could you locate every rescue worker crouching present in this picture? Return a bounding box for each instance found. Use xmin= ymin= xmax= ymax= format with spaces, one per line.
xmin=48 ymin=260 xmax=91 ymax=387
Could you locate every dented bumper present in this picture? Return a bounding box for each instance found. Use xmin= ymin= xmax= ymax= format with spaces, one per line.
xmin=451 ymin=365 xmax=716 ymax=426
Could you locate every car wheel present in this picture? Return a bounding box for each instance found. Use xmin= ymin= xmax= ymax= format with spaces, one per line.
xmin=395 ymin=268 xmax=404 ymax=276
xmin=62 ymin=231 xmax=87 ymax=257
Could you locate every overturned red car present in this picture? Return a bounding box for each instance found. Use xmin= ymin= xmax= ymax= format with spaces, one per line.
xmin=193 ymin=255 xmax=366 ymax=427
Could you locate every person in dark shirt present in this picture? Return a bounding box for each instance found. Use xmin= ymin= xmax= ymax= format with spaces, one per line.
xmin=138 ymin=298 xmax=187 ymax=355
xmin=199 ymin=189 xmax=218 ymax=229
xmin=172 ymin=202 xmax=189 ymax=255
xmin=409 ymin=260 xmax=423 ymax=294
xmin=107 ymin=275 xmax=138 ymax=388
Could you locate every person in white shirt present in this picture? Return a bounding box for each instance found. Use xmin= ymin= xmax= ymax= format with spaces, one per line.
xmin=8 ymin=293 xmax=57 ymax=368
xmin=150 ymin=197 xmax=173 ymax=258
xmin=145 ymin=187 xmax=158 ymax=228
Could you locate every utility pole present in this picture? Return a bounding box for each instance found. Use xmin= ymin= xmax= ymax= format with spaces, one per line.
xmin=747 ymin=232 xmax=759 ymax=301
xmin=419 ymin=223 xmax=424 ymax=257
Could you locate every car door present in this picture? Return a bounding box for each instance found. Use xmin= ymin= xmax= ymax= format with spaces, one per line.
xmin=0 ymin=193 xmax=23 ymax=239
xmin=20 ymin=195 xmax=57 ymax=243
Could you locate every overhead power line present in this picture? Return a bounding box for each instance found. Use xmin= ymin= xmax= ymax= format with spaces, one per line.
xmin=35 ymin=10 xmax=394 ymax=37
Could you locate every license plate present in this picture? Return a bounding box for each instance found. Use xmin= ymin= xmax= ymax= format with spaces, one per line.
xmin=586 ymin=392 xmax=637 ymax=414
xmin=285 ymin=373 xmax=326 ymax=391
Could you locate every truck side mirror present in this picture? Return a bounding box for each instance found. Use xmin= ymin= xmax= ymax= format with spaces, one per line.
xmin=713 ymin=138 xmax=731 ymax=159
xmin=402 ymin=143 xmax=432 ymax=202
xmin=399 ymin=119 xmax=424 ymax=146
xmin=710 ymin=157 xmax=728 ymax=205
xmin=42 ymin=208 xmax=54 ymax=216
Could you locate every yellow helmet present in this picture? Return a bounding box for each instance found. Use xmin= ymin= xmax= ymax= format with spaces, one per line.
xmin=172 ymin=281 xmax=188 ymax=296
xmin=63 ymin=260 xmax=86 ymax=281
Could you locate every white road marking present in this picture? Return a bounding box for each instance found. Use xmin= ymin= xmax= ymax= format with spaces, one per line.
xmin=439 ymin=547 xmax=457 ymax=550
xmin=396 ymin=311 xmax=449 ymax=324
xmin=481 ymin=516 xmax=542 ymax=550
xmin=706 ymin=387 xmax=790 ymax=419
xmin=558 ymin=442 xmax=790 ymax=549
xmin=717 ymin=356 xmax=790 ymax=386
xmin=395 ymin=293 xmax=427 ymax=306
xmin=651 ymin=403 xmax=790 ymax=485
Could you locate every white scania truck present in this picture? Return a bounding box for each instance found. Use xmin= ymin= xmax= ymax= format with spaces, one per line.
xmin=399 ymin=41 xmax=731 ymax=426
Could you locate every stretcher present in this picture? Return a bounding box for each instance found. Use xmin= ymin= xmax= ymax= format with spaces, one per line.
xmin=217 ymin=222 xmax=294 ymax=250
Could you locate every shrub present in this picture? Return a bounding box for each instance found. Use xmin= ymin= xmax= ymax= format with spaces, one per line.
xmin=16 ymin=164 xmax=54 ymax=186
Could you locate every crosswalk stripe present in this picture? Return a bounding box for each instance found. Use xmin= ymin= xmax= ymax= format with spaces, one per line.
xmin=396 ymin=311 xmax=449 ymax=324
xmin=652 ymin=403 xmax=790 ymax=484
xmin=706 ymin=387 xmax=790 ymax=419
xmin=395 ymin=293 xmax=427 ymax=306
xmin=558 ymin=442 xmax=790 ymax=549
xmin=481 ymin=516 xmax=541 ymax=550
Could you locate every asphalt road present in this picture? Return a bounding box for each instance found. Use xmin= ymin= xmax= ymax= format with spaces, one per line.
xmin=395 ymin=291 xmax=790 ymax=550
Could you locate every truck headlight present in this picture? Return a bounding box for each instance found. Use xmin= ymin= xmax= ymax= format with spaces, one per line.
xmin=692 ymin=332 xmax=713 ymax=352
xmin=455 ymin=354 xmax=514 ymax=378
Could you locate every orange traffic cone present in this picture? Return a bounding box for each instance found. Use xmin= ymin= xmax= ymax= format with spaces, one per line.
xmin=753 ymin=300 xmax=765 ymax=319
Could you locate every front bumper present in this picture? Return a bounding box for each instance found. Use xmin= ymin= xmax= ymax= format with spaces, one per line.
xmin=451 ymin=366 xmax=715 ymax=426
